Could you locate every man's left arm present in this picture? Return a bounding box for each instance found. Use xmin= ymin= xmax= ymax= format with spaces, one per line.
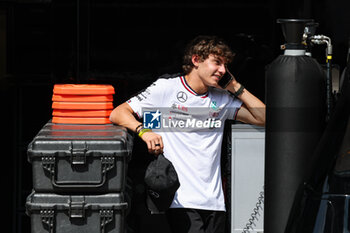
xmin=225 ymin=79 xmax=266 ymax=126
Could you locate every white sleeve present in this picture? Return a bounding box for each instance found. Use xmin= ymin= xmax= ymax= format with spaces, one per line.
xmin=126 ymin=79 xmax=165 ymax=119
xmin=226 ymin=94 xmax=243 ymax=120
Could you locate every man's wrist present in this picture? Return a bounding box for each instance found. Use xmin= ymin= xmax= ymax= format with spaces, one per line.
xmin=227 ymin=82 xmax=245 ymax=98
xmin=135 ymin=123 xmax=153 ymax=138
xmin=138 ymin=128 xmax=152 ymax=138
xmin=232 ymin=84 xmax=245 ymax=98
xmin=135 ymin=123 xmax=143 ymax=133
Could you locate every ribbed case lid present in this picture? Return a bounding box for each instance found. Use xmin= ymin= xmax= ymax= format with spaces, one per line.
xmin=27 ymin=121 xmax=133 ymax=154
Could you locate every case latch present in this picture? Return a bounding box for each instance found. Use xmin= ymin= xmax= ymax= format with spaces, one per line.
xmin=70 ymin=142 xmax=88 ymax=165
xmin=69 ymin=197 xmax=86 ymax=218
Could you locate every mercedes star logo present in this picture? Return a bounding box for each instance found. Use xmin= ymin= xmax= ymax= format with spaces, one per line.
xmin=177 ymin=91 xmax=188 ymax=103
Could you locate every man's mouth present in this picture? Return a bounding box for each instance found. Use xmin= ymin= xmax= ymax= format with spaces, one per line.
xmin=213 ymin=74 xmax=221 ymax=81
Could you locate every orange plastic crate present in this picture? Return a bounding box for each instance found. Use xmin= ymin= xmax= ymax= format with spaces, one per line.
xmin=53 ymin=109 xmax=113 ymax=117
xmin=53 ymin=84 xmax=115 ymax=95
xmin=52 ymin=94 xmax=114 ymax=102
xmin=52 ymin=102 xmax=114 ymax=110
xmin=52 ymin=117 xmax=112 ymax=124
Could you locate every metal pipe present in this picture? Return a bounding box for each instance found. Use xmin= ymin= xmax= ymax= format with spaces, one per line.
xmin=310 ymin=35 xmax=333 ymax=120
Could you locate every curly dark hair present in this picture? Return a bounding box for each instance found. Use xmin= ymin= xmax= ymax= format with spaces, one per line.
xmin=182 ymin=35 xmax=234 ymax=74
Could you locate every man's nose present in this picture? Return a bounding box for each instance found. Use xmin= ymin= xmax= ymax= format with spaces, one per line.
xmin=219 ymin=64 xmax=226 ymax=74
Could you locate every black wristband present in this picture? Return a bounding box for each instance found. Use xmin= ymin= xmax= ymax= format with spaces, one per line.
xmin=233 ymin=84 xmax=245 ymax=98
xmin=135 ymin=123 xmax=143 ymax=133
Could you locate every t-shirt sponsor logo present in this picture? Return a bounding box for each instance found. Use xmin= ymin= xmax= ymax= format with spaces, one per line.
xmin=209 ymin=111 xmax=220 ymax=118
xmin=171 ymin=103 xmax=188 ymax=112
xmin=135 ymin=87 xmax=152 ymax=102
xmin=176 ymin=91 xmax=188 ymax=103
xmin=210 ymin=101 xmax=218 ymax=110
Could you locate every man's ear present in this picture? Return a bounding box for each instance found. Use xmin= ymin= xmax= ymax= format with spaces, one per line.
xmin=191 ymin=55 xmax=200 ymax=68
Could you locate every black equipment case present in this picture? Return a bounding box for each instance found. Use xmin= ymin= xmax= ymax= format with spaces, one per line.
xmin=27 ymin=121 xmax=133 ymax=193
xmin=26 ymin=191 xmax=127 ymax=233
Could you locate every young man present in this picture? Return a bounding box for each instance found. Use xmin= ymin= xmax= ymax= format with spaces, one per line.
xmin=109 ymin=35 xmax=265 ymax=233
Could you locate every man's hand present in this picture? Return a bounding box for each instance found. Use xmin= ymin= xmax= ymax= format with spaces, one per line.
xmin=215 ymin=70 xmax=236 ymax=90
xmin=140 ymin=131 xmax=164 ymax=155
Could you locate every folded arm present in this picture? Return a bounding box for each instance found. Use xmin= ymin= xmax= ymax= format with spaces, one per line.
xmin=109 ymin=102 xmax=164 ymax=154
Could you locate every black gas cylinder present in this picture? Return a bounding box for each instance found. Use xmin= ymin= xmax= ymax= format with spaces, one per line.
xmin=264 ymin=19 xmax=326 ymax=233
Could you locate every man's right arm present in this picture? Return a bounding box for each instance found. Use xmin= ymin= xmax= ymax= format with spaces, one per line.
xmin=109 ymin=102 xmax=142 ymax=133
xmin=109 ymin=102 xmax=164 ymax=154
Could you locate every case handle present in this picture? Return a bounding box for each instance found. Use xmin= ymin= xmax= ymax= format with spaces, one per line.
xmin=42 ymin=155 xmax=115 ymax=188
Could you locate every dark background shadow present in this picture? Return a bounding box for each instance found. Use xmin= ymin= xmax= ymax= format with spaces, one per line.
xmin=1 ymin=0 xmax=350 ymax=232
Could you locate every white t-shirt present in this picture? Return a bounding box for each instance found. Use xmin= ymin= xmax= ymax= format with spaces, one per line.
xmin=127 ymin=76 xmax=242 ymax=211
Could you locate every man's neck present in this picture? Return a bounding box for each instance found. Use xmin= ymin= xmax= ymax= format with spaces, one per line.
xmin=185 ymin=72 xmax=208 ymax=95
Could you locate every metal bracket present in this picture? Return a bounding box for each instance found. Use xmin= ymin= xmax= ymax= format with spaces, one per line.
xmin=100 ymin=209 xmax=114 ymax=233
xmin=40 ymin=209 xmax=54 ymax=233
xmin=70 ymin=142 xmax=88 ymax=165
xmin=69 ymin=197 xmax=86 ymax=218
xmin=41 ymin=155 xmax=55 ymax=174
xmin=101 ymin=156 xmax=115 ymax=174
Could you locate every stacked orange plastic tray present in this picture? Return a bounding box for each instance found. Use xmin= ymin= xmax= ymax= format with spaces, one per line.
xmin=52 ymin=84 xmax=115 ymax=124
